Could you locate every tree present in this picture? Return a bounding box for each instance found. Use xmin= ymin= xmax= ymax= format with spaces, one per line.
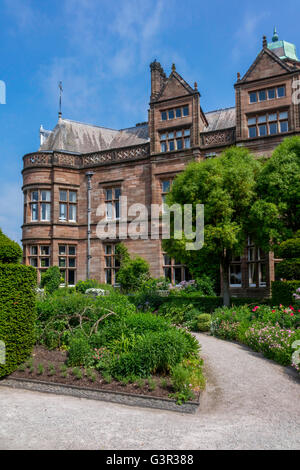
xmin=163 ymin=147 xmax=261 ymax=306
xmin=116 ymin=243 xmax=150 ymax=293
xmin=248 ymin=136 xmax=300 ymax=248
xmin=41 ymin=266 xmax=61 ymax=294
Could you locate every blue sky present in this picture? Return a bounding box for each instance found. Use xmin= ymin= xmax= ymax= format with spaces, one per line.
xmin=0 ymin=0 xmax=299 ymax=243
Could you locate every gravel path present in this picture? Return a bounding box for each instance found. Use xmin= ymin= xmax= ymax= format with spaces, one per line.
xmin=0 ymin=333 xmax=299 ymax=450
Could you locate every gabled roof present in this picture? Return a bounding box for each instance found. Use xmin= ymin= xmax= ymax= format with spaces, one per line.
xmin=156 ymin=68 xmax=196 ymax=101
xmin=238 ymin=47 xmax=293 ymax=84
xmin=203 ymin=107 xmax=236 ymax=132
xmin=39 ymin=119 xmax=149 ymax=154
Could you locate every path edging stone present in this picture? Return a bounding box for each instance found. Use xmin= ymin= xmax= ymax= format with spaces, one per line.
xmin=0 ymin=377 xmax=200 ymax=414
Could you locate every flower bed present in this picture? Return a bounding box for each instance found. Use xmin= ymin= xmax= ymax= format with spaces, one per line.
xmin=210 ymin=304 xmax=300 ymax=372
xmin=11 ymin=288 xmax=206 ymax=405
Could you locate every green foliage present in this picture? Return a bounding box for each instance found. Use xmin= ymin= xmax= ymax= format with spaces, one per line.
xmin=244 ymin=323 xmax=300 ymax=367
xmin=40 ymin=266 xmax=61 ymax=294
xmin=107 ymin=328 xmax=199 ymax=379
xmin=117 ymin=256 xmax=150 ymax=293
xmin=254 ymin=136 xmax=300 ymax=237
xmin=159 ymin=296 xmax=223 ymax=313
xmin=0 ymin=229 xmax=22 ymax=264
xmin=68 ymin=333 xmax=92 ymax=367
xmin=75 ymin=279 xmax=114 ymax=294
xmin=163 ymin=146 xmax=261 ymax=305
xmin=36 ymin=290 xmax=135 ymax=349
xmin=170 ymin=357 xmax=205 ymax=404
xmin=210 ymin=304 xmax=300 ymax=369
xmin=115 ymin=243 xmax=130 ymax=265
xmin=276 ymin=259 xmax=300 ymax=280
xmin=197 ymin=314 xmax=211 ymax=332
xmin=272 ymin=281 xmax=300 ymax=306
xmin=0 ymin=263 xmax=37 ymax=377
xmin=277 ymin=238 xmax=300 ymax=259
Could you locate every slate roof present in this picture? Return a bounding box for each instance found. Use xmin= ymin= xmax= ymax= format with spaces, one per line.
xmin=39 ymin=108 xmax=236 ymax=154
xmin=39 ymin=119 xmax=149 ymax=154
xmin=203 ymin=107 xmax=236 ymax=132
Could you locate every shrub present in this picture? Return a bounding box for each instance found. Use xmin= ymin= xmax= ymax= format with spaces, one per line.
xmin=276 ymin=259 xmax=300 ymax=280
xmin=40 ymin=266 xmax=61 ymax=294
xmin=0 ymin=229 xmax=22 ymax=264
xmin=272 ymin=280 xmax=300 ymax=306
xmin=197 ymin=314 xmax=211 ymax=332
xmin=244 ymin=322 xmax=300 ymax=367
xmin=0 ymin=264 xmax=37 ymax=377
xmin=75 ymin=279 xmax=114 ymax=294
xmin=68 ymin=333 xmax=92 ymax=367
xmin=277 ymin=238 xmax=300 ymax=259
xmin=108 ymin=328 xmax=199 ymax=378
xmin=117 ymin=256 xmax=150 ymax=293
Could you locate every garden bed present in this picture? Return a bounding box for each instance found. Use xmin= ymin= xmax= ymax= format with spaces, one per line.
xmin=3 ymin=346 xmax=200 ymax=413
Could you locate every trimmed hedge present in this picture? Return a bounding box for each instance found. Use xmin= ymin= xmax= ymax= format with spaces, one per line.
xmin=162 ymin=295 xmax=222 ymax=312
xmin=0 ymin=264 xmax=37 ymax=377
xmin=0 ymin=230 xmax=22 ymax=264
xmin=272 ymin=280 xmax=300 ymax=306
xmin=276 ymin=259 xmax=300 ymax=281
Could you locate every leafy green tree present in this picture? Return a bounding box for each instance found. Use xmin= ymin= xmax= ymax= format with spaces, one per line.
xmin=163 ymin=147 xmax=261 ymax=306
xmin=41 ymin=266 xmax=61 ymax=294
xmin=249 ymin=136 xmax=300 ymax=246
xmin=116 ymin=243 xmax=150 ymax=293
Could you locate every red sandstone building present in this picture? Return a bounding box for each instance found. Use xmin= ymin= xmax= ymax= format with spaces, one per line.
xmin=22 ymin=31 xmax=300 ymax=297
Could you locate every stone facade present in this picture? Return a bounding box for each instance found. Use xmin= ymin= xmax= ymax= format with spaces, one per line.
xmin=22 ymin=34 xmax=300 ymax=297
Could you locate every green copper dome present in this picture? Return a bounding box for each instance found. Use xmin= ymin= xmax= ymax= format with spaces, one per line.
xmin=268 ymin=27 xmax=299 ymax=62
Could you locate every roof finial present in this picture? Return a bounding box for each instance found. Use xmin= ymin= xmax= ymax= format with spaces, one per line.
xmin=58 ymin=81 xmax=63 ymax=120
xmin=262 ymin=35 xmax=267 ymax=48
xmin=272 ymin=26 xmax=279 ymax=42
xmin=194 ymin=81 xmax=198 ymax=90
xmin=172 ymin=63 xmax=176 ymax=72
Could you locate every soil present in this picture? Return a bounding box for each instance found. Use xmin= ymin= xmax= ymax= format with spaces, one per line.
xmin=10 ymin=346 xmax=198 ymax=400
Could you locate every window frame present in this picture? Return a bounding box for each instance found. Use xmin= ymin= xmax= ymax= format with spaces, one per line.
xmin=249 ymin=85 xmax=286 ymax=104
xmin=59 ymin=189 xmax=77 ymax=223
xmin=160 ymin=105 xmax=190 ymax=121
xmin=159 ymin=128 xmax=191 ymax=152
xmin=247 ymin=109 xmax=289 ymax=138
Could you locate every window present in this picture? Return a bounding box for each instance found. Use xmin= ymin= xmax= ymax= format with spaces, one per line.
xmin=248 ymin=110 xmax=289 ymax=138
xmin=247 ymin=238 xmax=267 ymax=287
xmin=159 ymin=128 xmax=190 ymax=152
xmin=28 ymin=245 xmax=51 ymax=275
xmin=163 ymin=254 xmax=190 ymax=284
xmin=58 ymin=245 xmax=77 ymax=285
xmin=161 ymin=179 xmax=172 ymax=213
xmin=160 ymin=105 xmax=189 ymax=121
xmin=229 ymin=264 xmax=242 ymax=287
xmin=59 ymin=189 xmax=77 ymax=222
xmin=26 ymin=189 xmax=51 ymax=222
xmin=104 ymin=244 xmax=120 ymax=285
xmin=249 ymin=85 xmax=286 ymax=103
xmin=229 ymin=256 xmax=242 ymax=287
xmin=105 ymin=187 xmax=121 ymax=220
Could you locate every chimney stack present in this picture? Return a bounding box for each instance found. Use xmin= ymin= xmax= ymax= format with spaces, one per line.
xmin=150 ymin=60 xmax=166 ymax=101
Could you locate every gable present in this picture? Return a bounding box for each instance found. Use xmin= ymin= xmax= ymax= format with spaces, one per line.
xmin=157 ymin=72 xmax=194 ymax=101
xmin=241 ymin=49 xmax=291 ymax=83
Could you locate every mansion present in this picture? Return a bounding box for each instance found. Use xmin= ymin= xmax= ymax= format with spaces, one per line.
xmin=22 ymin=30 xmax=300 ymax=297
